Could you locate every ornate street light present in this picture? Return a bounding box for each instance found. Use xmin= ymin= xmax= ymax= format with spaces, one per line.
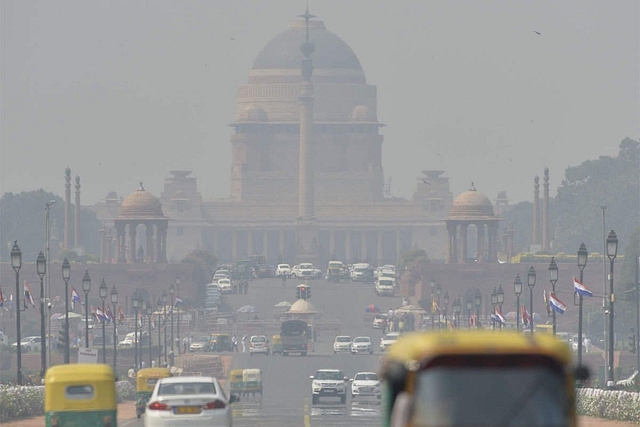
xmin=527 ymin=266 xmax=537 ymax=334
xmin=162 ymin=290 xmax=168 ymax=365
xmin=146 ymin=302 xmax=153 ymax=367
xmin=132 ymin=292 xmax=140 ymax=370
xmin=548 ymin=257 xmax=559 ymax=335
xmin=62 ymin=258 xmax=71 ymax=363
xmin=82 ymin=270 xmax=92 ymax=348
xmin=453 ymin=296 xmax=461 ymax=328
xmin=466 ymin=300 xmax=472 ymax=328
xmin=169 ymin=283 xmax=175 ymax=357
xmin=99 ymin=279 xmax=107 ymax=363
xmin=36 ymin=252 xmax=47 ymax=377
xmin=157 ymin=298 xmax=163 ymax=365
xmin=497 ymin=284 xmax=504 ymax=330
xmin=575 ymin=243 xmax=588 ymax=372
xmin=474 ymin=290 xmax=482 ymax=329
xmin=110 ymin=284 xmax=118 ymax=374
xmin=491 ymin=286 xmax=498 ymax=329
xmin=514 ymin=274 xmax=522 ymax=331
xmin=11 ymin=241 xmax=23 ymax=385
xmin=175 ymin=276 xmax=181 ymax=354
xmin=606 ymin=230 xmax=618 ymax=388
xmin=443 ymin=291 xmax=449 ymax=330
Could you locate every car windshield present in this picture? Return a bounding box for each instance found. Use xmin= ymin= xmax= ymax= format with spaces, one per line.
xmin=336 ymin=337 xmax=351 ymax=343
xmin=355 ymin=373 xmax=378 ymax=381
xmin=316 ymin=371 xmax=344 ymax=380
xmin=158 ymin=382 xmax=216 ymax=395
xmin=300 ymin=264 xmax=313 ymax=269
xmin=195 ymin=336 xmax=208 ymax=343
xmin=379 ymin=280 xmax=394 ymax=286
xmin=411 ymin=359 xmax=568 ymax=427
xmin=279 ymin=265 xmax=290 ymax=269
xmin=354 ymin=338 xmax=370 ymax=343
xmin=384 ymin=334 xmax=399 ymax=341
xmin=252 ymin=336 xmax=266 ymax=342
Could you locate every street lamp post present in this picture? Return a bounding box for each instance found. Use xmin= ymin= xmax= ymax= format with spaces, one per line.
xmin=453 ymin=296 xmax=461 ymax=328
xmin=162 ymin=290 xmax=168 ymax=365
xmin=36 ymin=252 xmax=47 ymax=377
xmin=576 ymin=243 xmax=588 ymax=380
xmin=132 ymin=293 xmax=140 ymax=370
xmin=474 ymin=290 xmax=481 ymax=329
xmin=11 ymin=241 xmax=23 ymax=385
xmin=548 ymin=257 xmax=559 ymax=335
xmin=430 ymin=278 xmax=436 ymax=330
xmin=528 ymin=267 xmax=537 ymax=334
xmin=466 ymin=300 xmax=472 ymax=329
xmin=45 ymin=200 xmax=55 ymax=368
xmin=514 ymin=274 xmax=522 ymax=332
xmin=99 ymin=279 xmax=107 ymax=363
xmin=141 ymin=300 xmax=147 ymax=366
xmin=82 ymin=270 xmax=92 ymax=348
xmin=146 ymin=303 xmax=153 ymax=367
xmin=491 ymin=286 xmax=498 ymax=330
xmin=110 ymin=285 xmax=118 ymax=374
xmin=497 ymin=284 xmax=504 ymax=330
xmin=435 ymin=283 xmax=442 ymax=330
xmin=443 ymin=291 xmax=449 ymax=330
xmin=606 ymin=230 xmax=618 ymax=388
xmin=175 ymin=277 xmax=181 ymax=354
xmin=169 ymin=283 xmax=175 ymax=357
xmin=62 ymin=259 xmax=71 ymax=363
xmin=157 ymin=298 xmax=162 ymax=365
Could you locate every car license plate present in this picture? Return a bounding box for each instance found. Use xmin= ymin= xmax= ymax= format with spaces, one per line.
xmin=325 ymin=389 xmax=335 ymax=393
xmin=176 ymin=406 xmax=201 ymax=414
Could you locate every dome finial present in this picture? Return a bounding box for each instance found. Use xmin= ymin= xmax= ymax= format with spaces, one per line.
xmin=138 ymin=182 xmax=145 ymax=191
xmin=298 ymin=1 xmax=315 ymax=81
xmin=470 ymin=182 xmax=476 ymax=191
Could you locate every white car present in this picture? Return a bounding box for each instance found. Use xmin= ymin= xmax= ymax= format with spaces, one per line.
xmin=292 ymin=263 xmax=315 ymax=279
xmin=375 ymin=278 xmax=395 ymax=296
xmin=12 ymin=336 xmax=41 ymax=352
xmin=310 ymin=369 xmax=349 ymax=405
xmin=144 ymin=376 xmax=235 ymax=427
xmin=189 ymin=336 xmax=210 ymax=352
xmin=217 ymin=278 xmax=232 ymax=294
xmin=249 ymin=335 xmax=270 ymax=356
xmin=380 ymin=332 xmax=400 ymax=352
xmin=350 ymin=372 xmax=382 ymax=399
xmin=333 ymin=335 xmax=352 ymax=353
xmin=372 ymin=313 xmax=388 ymax=329
xmin=276 ymin=264 xmax=292 ymax=278
xmin=350 ymin=336 xmax=373 ymax=354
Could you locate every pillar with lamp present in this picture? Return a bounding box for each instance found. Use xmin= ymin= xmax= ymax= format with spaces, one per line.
xmin=491 ymin=286 xmax=498 ymax=330
xmin=162 ymin=289 xmax=168 ymax=365
xmin=82 ymin=270 xmax=92 ymax=348
xmin=548 ymin=257 xmax=559 ymax=335
xmin=430 ymin=278 xmax=436 ymax=330
xmin=514 ymin=274 xmax=522 ymax=331
xmin=528 ymin=266 xmax=537 ymax=334
xmin=474 ymin=290 xmax=482 ymax=329
xmin=443 ymin=291 xmax=449 ymax=330
xmin=574 ymin=243 xmax=588 ymax=378
xmin=132 ymin=292 xmax=140 ymax=370
xmin=466 ymin=300 xmax=472 ymax=329
xmin=606 ymin=230 xmax=618 ymax=389
xmin=169 ymin=283 xmax=175 ymax=359
xmin=62 ymin=258 xmax=71 ymax=363
xmin=453 ymin=296 xmax=461 ymax=329
xmin=99 ymin=279 xmax=107 ymax=363
xmin=141 ymin=300 xmax=147 ymax=366
xmin=37 ymin=252 xmax=47 ymax=377
xmin=497 ymin=284 xmax=504 ymax=330
xmin=435 ymin=282 xmax=442 ymax=330
xmin=156 ymin=297 xmax=163 ymax=365
xmin=146 ymin=302 xmax=153 ymax=367
xmin=175 ymin=276 xmax=181 ymax=354
xmin=110 ymin=284 xmax=118 ymax=374
xmin=11 ymin=241 xmax=25 ymax=384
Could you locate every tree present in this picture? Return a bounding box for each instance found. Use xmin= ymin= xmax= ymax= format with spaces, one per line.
xmin=182 ymin=249 xmax=217 ymax=300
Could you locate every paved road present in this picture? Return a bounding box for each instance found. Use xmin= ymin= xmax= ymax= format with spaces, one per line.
xmin=225 ymin=276 xmax=399 ymax=426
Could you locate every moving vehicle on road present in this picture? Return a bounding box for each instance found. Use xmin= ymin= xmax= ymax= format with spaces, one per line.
xmin=189 ymin=336 xmax=210 ymax=352
xmin=373 ymin=313 xmax=388 ymax=329
xmin=326 ymin=260 xmax=346 ymax=282
xmin=45 ymin=363 xmax=117 ymax=427
xmin=375 ymin=278 xmax=396 ymax=296
xmin=135 ymin=367 xmax=172 ymax=419
xmin=12 ymin=336 xmax=42 ymax=352
xmin=275 ymin=264 xmax=292 ymax=278
xmin=243 ymin=368 xmax=263 ymax=399
xmin=145 ymin=376 xmax=235 ymax=427
xmin=291 ymin=263 xmax=315 ymax=279
xmin=350 ymin=336 xmax=373 ymax=354
xmin=249 ymin=335 xmax=270 ymax=356
xmin=350 ymin=372 xmax=382 ymax=400
xmin=333 ymin=335 xmax=352 ymax=353
xmin=217 ymin=278 xmax=232 ymax=294
xmin=271 ymin=334 xmax=283 ymax=355
xmin=380 ymin=330 xmax=588 ymax=427
xmin=207 ymin=333 xmax=233 ymax=352
xmin=280 ymin=319 xmax=308 ymax=356
xmin=380 ymin=332 xmax=400 ymax=352
xmin=310 ymin=369 xmax=349 ymax=405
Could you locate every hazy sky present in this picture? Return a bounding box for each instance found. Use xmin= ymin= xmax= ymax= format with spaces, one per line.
xmin=2 ymin=0 xmax=638 ymax=205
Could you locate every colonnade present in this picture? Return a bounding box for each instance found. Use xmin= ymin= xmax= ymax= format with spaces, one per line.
xmin=101 ymin=220 xmax=169 ymax=264
xmin=446 ymin=220 xmax=500 ymax=263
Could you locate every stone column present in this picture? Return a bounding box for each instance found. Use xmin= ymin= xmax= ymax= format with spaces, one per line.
xmin=231 ymin=230 xmax=238 ymax=264
xmin=115 ymin=222 xmax=126 ymax=263
xmin=377 ymin=230 xmax=383 ymax=265
xmin=262 ymin=230 xmax=268 ymax=260
xmin=107 ymin=232 xmax=114 ymax=264
xmin=247 ymin=229 xmax=254 ymax=256
xmin=146 ymin=223 xmax=154 ymax=263
xmin=161 ymin=226 xmax=167 ymax=263
xmin=476 ymin=222 xmax=485 ymax=263
xmin=156 ymin=223 xmax=162 ymax=263
xmin=489 ymin=222 xmax=499 ymax=261
xmin=64 ymin=168 xmax=71 ymax=249
xmin=396 ymin=231 xmax=402 ymax=262
xmin=542 ymin=168 xmax=550 ymax=250
xmin=279 ymin=230 xmax=285 ymax=262
xmin=345 ymin=231 xmax=351 ymax=263
xmin=329 ymin=230 xmax=335 ymax=259
xmin=533 ymin=176 xmax=540 ymax=246
xmin=212 ymin=229 xmax=218 ymax=259
xmin=360 ymin=232 xmax=367 ymax=263
xmin=74 ymin=176 xmax=81 ymax=248
xmin=99 ymin=226 xmax=106 ymax=263
xmin=460 ymin=223 xmax=468 ymax=263
xmin=298 ymin=82 xmax=315 ymax=219
xmin=128 ymin=223 xmax=137 ymax=264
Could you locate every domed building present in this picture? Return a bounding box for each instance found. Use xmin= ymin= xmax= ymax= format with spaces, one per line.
xmin=445 ymin=184 xmax=502 ymax=263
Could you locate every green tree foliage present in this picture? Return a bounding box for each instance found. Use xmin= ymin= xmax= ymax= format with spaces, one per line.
xmin=553 ymin=138 xmax=639 ymax=254
xmin=0 ymin=190 xmax=100 ymax=261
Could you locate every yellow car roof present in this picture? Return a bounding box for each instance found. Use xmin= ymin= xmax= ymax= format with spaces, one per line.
xmin=46 ymin=363 xmax=115 ymax=383
xmin=385 ymin=330 xmax=572 ymax=367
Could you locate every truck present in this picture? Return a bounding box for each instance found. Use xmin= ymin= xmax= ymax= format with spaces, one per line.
xmin=326 ymin=261 xmax=345 ymax=282
xmin=280 ymin=319 xmax=308 ymax=356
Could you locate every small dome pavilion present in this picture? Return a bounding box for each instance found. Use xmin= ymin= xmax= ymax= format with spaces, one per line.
xmin=114 ymin=183 xmax=169 ymax=264
xmin=445 ymin=184 xmax=502 ymax=263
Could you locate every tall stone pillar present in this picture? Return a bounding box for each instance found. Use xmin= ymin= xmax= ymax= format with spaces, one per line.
xmin=146 ymin=223 xmax=154 ymax=263
xmin=279 ymin=230 xmax=285 ymax=262
xmin=115 ymin=222 xmax=126 ymax=263
xmin=231 ymin=230 xmax=238 ymax=264
xmin=542 ymin=167 xmax=550 ymax=250
xmin=533 ymin=176 xmax=540 ymax=246
xmin=74 ymin=176 xmax=81 ymax=248
xmin=64 ymin=168 xmax=71 ymax=249
xmin=212 ymin=229 xmax=218 ymax=259
xmin=377 ymin=230 xmax=383 ymax=265
xmin=262 ymin=230 xmax=268 ymax=259
xmin=345 ymin=231 xmax=351 ymax=263
xmin=248 ymin=230 xmax=254 ymax=256
xmin=128 ymin=223 xmax=137 ymax=264
xmin=460 ymin=223 xmax=468 ymax=263
xmin=488 ymin=222 xmax=499 ymax=261
xmin=396 ymin=231 xmax=402 ymax=262
xmin=99 ymin=225 xmax=106 ymax=263
xmin=476 ymin=222 xmax=485 ymax=263
xmin=160 ymin=226 xmax=167 ymax=263
xmin=329 ymin=230 xmax=335 ymax=259
xmin=360 ymin=232 xmax=367 ymax=263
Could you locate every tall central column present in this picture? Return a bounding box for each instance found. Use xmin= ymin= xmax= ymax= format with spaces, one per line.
xmin=64 ymin=168 xmax=71 ymax=249
xmin=298 ymin=80 xmax=314 ymax=219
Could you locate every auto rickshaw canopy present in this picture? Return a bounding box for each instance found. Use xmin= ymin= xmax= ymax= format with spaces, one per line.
xmin=45 ymin=364 xmax=116 ymax=412
xmin=136 ymin=367 xmax=172 ymax=391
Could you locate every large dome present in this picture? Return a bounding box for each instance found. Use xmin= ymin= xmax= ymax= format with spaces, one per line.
xmin=446 ymin=186 xmax=496 ymax=220
xmin=118 ymin=183 xmax=165 ymax=219
xmin=249 ymin=19 xmax=366 ymax=84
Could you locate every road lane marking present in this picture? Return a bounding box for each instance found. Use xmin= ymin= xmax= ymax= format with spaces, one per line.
xmin=304 ymin=402 xmax=311 ymax=427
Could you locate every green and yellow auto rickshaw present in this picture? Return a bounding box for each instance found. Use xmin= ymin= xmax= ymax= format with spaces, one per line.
xmin=243 ymin=368 xmax=263 ymax=399
xmin=229 ymin=369 xmax=245 ymax=400
xmin=45 ymin=363 xmax=117 ymax=427
xmin=271 ymin=334 xmax=283 ymax=355
xmin=135 ymin=367 xmax=172 ymax=419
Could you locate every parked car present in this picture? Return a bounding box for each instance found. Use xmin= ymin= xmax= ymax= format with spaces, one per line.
xmin=12 ymin=336 xmax=42 ymax=352
xmin=217 ymin=278 xmax=232 ymax=294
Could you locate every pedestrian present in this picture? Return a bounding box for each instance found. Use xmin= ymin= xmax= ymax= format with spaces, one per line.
xmin=141 ymin=360 xmax=147 ymax=369
xmin=183 ymin=336 xmax=188 ymax=353
xmin=583 ymin=337 xmax=591 ymax=353
xmin=232 ymin=335 xmax=239 ymax=352
xmin=242 ymin=335 xmax=247 ymax=353
xmin=151 ymin=359 xmax=157 ymax=367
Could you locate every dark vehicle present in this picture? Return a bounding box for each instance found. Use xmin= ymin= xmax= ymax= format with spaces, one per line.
xmin=207 ymin=333 xmax=233 ymax=352
xmin=281 ymin=320 xmax=309 ymax=356
xmin=256 ymin=264 xmax=274 ymax=278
